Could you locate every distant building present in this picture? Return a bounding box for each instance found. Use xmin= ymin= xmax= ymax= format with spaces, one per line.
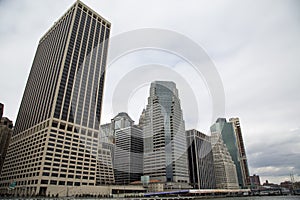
xmin=0 ymin=126 xmax=12 ymax=175
xmin=210 ymin=125 xmax=239 ymax=189
xmin=0 ymin=117 xmax=13 ymax=129
xmin=0 ymin=104 xmax=13 ymax=175
xmin=280 ymin=180 xmax=293 ymax=191
xmin=249 ymin=174 xmax=261 ymax=189
xmin=100 ymin=123 xmax=114 ymax=143
xmin=114 ymin=124 xmax=143 ymax=184
xmin=212 ymin=118 xmax=250 ymax=188
xmin=0 ymin=103 xmax=3 ymax=119
xmin=100 ymin=112 xmax=134 ymax=144
xmin=229 ymin=117 xmax=250 ymax=187
xmin=262 ymin=180 xmax=280 ymax=188
xmin=100 ymin=112 xmax=143 ymax=185
xmin=112 ymin=112 xmax=134 ymax=130
xmin=141 ymin=81 xmax=189 ymax=188
xmin=186 ymin=129 xmax=216 ymax=189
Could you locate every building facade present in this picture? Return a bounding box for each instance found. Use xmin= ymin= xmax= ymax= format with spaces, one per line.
xmin=186 ymin=129 xmax=216 ymax=189
xmin=114 ymin=125 xmax=143 ymax=184
xmin=210 ymin=124 xmax=239 ymax=189
xmin=100 ymin=112 xmax=143 ymax=185
xmin=0 ymin=1 xmax=111 ymax=196
xmin=249 ymin=174 xmax=261 ymax=189
xmin=0 ymin=104 xmax=13 ymax=175
xmin=0 ymin=126 xmax=12 ymax=176
xmin=229 ymin=117 xmax=250 ymax=187
xmin=141 ymin=81 xmax=189 ymax=188
xmin=212 ymin=118 xmax=249 ymax=188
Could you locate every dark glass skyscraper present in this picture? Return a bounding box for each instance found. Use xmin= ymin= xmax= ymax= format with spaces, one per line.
xmin=186 ymin=129 xmax=216 ymax=189
xmin=0 ymin=1 xmax=110 ymax=196
xmin=141 ymin=81 xmax=189 ymax=188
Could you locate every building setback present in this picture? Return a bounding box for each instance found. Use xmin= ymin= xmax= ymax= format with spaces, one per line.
xmin=210 ymin=124 xmax=239 ymax=189
xmin=0 ymin=1 xmax=111 ymax=196
xmin=213 ymin=118 xmax=250 ymax=188
xmin=141 ymin=81 xmax=189 ymax=188
xmin=186 ymin=129 xmax=216 ymax=189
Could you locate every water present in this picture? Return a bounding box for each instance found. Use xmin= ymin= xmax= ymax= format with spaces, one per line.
xmin=206 ymin=196 xmax=300 ymax=200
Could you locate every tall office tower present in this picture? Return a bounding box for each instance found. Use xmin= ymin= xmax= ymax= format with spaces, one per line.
xmin=213 ymin=118 xmax=249 ymax=188
xmin=114 ymin=124 xmax=143 ymax=184
xmin=210 ymin=129 xmax=239 ymax=189
xmin=229 ymin=117 xmax=250 ymax=187
xmin=142 ymin=81 xmax=189 ymax=188
xmin=0 ymin=1 xmax=111 ymax=196
xmin=186 ymin=129 xmax=216 ymax=189
xmin=100 ymin=112 xmax=143 ymax=185
xmin=100 ymin=112 xmax=135 ymax=165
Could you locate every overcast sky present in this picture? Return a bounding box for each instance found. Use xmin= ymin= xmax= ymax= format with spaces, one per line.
xmin=0 ymin=0 xmax=299 ymax=184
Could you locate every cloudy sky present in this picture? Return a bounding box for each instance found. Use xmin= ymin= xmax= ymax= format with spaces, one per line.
xmin=0 ymin=0 xmax=299 ymax=184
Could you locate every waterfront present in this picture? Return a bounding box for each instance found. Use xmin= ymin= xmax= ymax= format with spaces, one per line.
xmin=1 ymin=196 xmax=300 ymax=200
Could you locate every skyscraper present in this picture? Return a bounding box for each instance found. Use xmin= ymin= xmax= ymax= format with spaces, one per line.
xmin=141 ymin=81 xmax=189 ymax=188
xmin=210 ymin=127 xmax=239 ymax=189
xmin=186 ymin=129 xmax=216 ymax=189
xmin=100 ymin=112 xmax=143 ymax=185
xmin=229 ymin=117 xmax=250 ymax=187
xmin=114 ymin=124 xmax=143 ymax=184
xmin=212 ymin=118 xmax=249 ymax=188
xmin=0 ymin=1 xmax=111 ymax=196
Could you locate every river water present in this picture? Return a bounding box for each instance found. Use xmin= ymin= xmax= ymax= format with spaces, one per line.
xmin=205 ymin=196 xmax=300 ymax=200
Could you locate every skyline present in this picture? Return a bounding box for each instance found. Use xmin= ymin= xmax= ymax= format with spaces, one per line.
xmin=0 ymin=0 xmax=299 ymax=184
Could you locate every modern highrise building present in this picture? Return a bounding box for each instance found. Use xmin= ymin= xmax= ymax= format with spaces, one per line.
xmin=229 ymin=117 xmax=250 ymax=187
xmin=210 ymin=130 xmax=239 ymax=189
xmin=212 ymin=118 xmax=249 ymax=188
xmin=100 ymin=112 xmax=135 ymax=168
xmin=0 ymin=1 xmax=111 ymax=196
xmin=114 ymin=125 xmax=143 ymax=184
xmin=186 ymin=129 xmax=216 ymax=189
xmin=141 ymin=81 xmax=189 ymax=188
xmin=100 ymin=112 xmax=143 ymax=185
